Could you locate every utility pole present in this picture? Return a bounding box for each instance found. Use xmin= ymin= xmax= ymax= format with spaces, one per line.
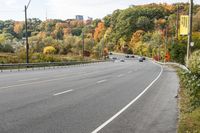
xmin=82 ymin=32 xmax=84 ymax=59
xmin=24 ymin=0 xmax=31 ymax=64
xmin=187 ymin=0 xmax=193 ymax=67
xmin=165 ymin=25 xmax=168 ymax=63
xmin=176 ymin=4 xmax=179 ymax=40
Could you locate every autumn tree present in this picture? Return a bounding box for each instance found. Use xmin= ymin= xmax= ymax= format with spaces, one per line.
xmin=94 ymin=22 xmax=106 ymax=42
xmin=14 ymin=22 xmax=24 ymax=38
xmin=129 ymin=30 xmax=145 ymax=52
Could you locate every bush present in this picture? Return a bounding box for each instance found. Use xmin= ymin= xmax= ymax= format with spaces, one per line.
xmin=170 ymin=43 xmax=187 ymax=64
xmin=43 ymin=46 xmax=56 ymax=55
xmin=0 ymin=44 xmax=14 ymax=53
xmin=179 ymin=71 xmax=200 ymax=110
xmin=188 ymin=50 xmax=200 ymax=75
xmin=178 ymin=68 xmax=200 ymax=132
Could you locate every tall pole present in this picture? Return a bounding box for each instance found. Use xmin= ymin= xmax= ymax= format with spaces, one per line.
xmin=102 ymin=39 xmax=104 ymax=60
xmin=82 ymin=32 xmax=84 ymax=59
xmin=165 ymin=26 xmax=168 ymax=63
xmin=176 ymin=4 xmax=179 ymax=40
xmin=187 ymin=0 xmax=193 ymax=66
xmin=25 ymin=5 xmax=29 ymax=64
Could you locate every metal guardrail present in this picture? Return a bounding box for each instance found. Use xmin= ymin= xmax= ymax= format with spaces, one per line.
xmin=137 ymin=55 xmax=189 ymax=71
xmin=0 ymin=60 xmax=104 ymax=72
xmin=157 ymin=62 xmax=189 ymax=71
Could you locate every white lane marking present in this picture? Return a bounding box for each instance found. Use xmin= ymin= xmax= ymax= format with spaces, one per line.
xmin=128 ymin=71 xmax=132 ymax=74
xmin=0 ymin=77 xmax=66 ymax=90
xmin=97 ymin=80 xmax=107 ymax=84
xmin=117 ymin=74 xmax=124 ymax=78
xmin=17 ymin=78 xmax=40 ymax=82
xmin=91 ymin=65 xmax=163 ymax=133
xmin=53 ymin=89 xmax=73 ymax=96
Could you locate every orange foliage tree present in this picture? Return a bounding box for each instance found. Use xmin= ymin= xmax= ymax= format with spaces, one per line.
xmin=94 ymin=22 xmax=106 ymax=42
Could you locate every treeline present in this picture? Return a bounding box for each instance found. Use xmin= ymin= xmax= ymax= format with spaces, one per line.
xmin=99 ymin=3 xmax=200 ymax=64
xmin=0 ymin=3 xmax=200 ymax=63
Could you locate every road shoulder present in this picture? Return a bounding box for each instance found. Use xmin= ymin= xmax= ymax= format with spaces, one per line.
xmin=100 ymin=66 xmax=179 ymax=133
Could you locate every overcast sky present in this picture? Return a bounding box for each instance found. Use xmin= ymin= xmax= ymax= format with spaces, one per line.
xmin=0 ymin=0 xmax=199 ymax=21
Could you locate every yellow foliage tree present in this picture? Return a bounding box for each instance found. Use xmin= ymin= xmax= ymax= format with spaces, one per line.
xmin=14 ymin=22 xmax=23 ymax=34
xmin=43 ymin=46 xmax=56 ymax=55
xmin=129 ymin=30 xmax=145 ymax=52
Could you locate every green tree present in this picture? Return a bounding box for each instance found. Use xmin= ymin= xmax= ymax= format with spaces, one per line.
xmin=136 ymin=16 xmax=152 ymax=31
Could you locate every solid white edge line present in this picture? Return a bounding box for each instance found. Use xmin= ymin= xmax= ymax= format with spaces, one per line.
xmin=53 ymin=89 xmax=73 ymax=96
xmin=91 ymin=64 xmax=163 ymax=133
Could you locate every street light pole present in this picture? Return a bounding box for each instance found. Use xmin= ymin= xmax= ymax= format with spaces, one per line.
xmin=25 ymin=5 xmax=29 ymax=63
xmin=187 ymin=0 xmax=193 ymax=66
xmin=24 ymin=0 xmax=31 ymax=64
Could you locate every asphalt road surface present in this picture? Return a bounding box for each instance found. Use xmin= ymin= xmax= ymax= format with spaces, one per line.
xmin=0 ymin=57 xmax=179 ymax=133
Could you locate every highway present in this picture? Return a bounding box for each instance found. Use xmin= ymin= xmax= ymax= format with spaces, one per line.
xmin=0 ymin=57 xmax=179 ymax=133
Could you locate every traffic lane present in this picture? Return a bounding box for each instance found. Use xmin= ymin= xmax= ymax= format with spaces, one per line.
xmin=100 ymin=66 xmax=178 ymax=133
xmin=0 ymin=61 xmax=161 ymax=133
xmin=0 ymin=61 xmax=134 ymax=93
xmin=0 ymin=62 xmax=112 ymax=85
xmin=0 ymin=60 xmax=140 ymax=112
xmin=0 ymin=61 xmax=128 ymax=87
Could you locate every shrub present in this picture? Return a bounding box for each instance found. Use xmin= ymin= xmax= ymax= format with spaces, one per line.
xmin=178 ymin=68 xmax=200 ymax=132
xmin=179 ymin=69 xmax=200 ymax=108
xmin=170 ymin=43 xmax=187 ymax=64
xmin=188 ymin=50 xmax=200 ymax=75
xmin=43 ymin=46 xmax=56 ymax=55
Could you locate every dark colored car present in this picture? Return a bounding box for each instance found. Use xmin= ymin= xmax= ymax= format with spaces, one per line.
xmin=131 ymin=55 xmax=135 ymax=58
xmin=120 ymin=59 xmax=125 ymax=62
xmin=125 ymin=55 xmax=129 ymax=58
xmin=139 ymin=57 xmax=143 ymax=62
xmin=112 ymin=57 xmax=117 ymax=60
xmin=142 ymin=57 xmax=146 ymax=60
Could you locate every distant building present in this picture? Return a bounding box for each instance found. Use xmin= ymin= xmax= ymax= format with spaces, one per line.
xmin=87 ymin=16 xmax=93 ymax=21
xmin=85 ymin=17 xmax=93 ymax=25
xmin=76 ymin=15 xmax=84 ymax=20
